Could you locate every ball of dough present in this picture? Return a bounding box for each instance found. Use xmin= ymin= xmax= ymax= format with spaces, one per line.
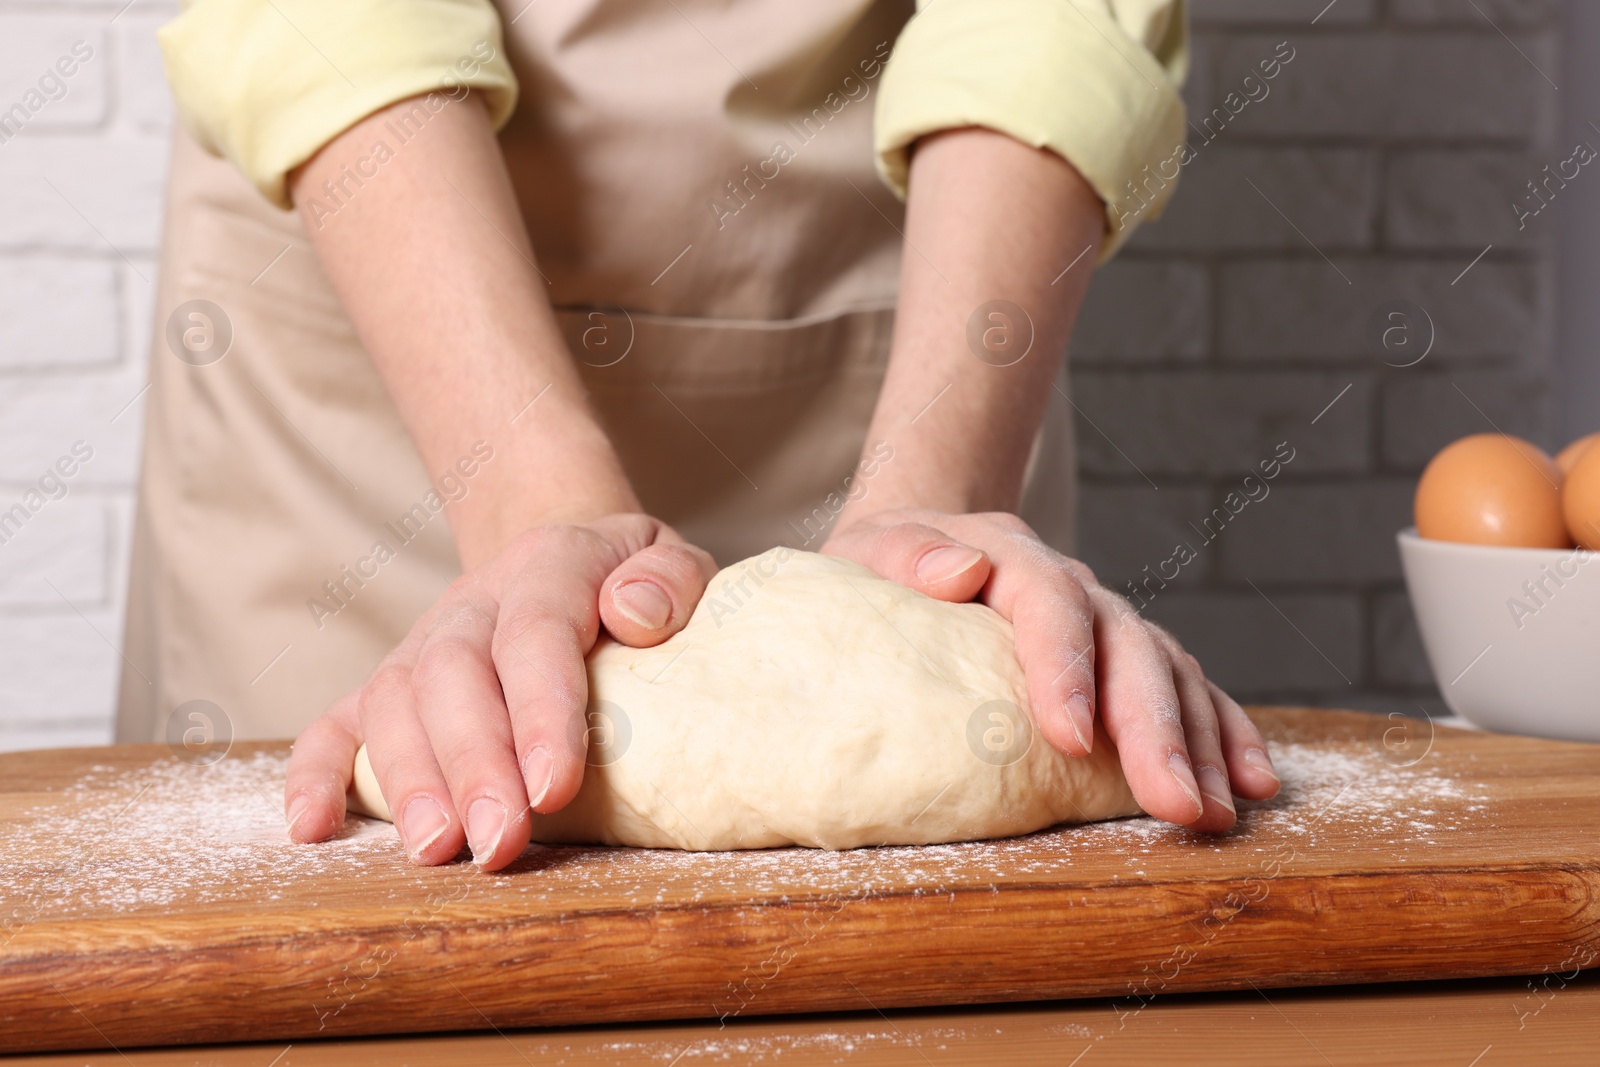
xmin=351 ymin=548 xmax=1139 ymax=850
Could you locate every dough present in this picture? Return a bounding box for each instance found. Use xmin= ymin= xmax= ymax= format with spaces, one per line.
xmin=351 ymin=548 xmax=1140 ymax=849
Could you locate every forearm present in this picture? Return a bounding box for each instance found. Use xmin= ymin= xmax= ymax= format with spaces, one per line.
xmin=288 ymin=93 xmax=637 ymax=568
xmin=843 ymin=127 xmax=1106 ymax=520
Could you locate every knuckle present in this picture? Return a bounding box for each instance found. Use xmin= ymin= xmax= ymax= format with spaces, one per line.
xmin=509 ymin=522 xmax=590 ymax=560
xmin=1212 ymin=684 xmax=1247 ymax=715
xmin=539 ymin=523 xmax=591 ymax=553
xmin=1022 ymin=584 xmax=1091 ymax=639
xmin=982 ymin=511 xmax=1035 ymax=537
xmin=506 ymin=526 xmax=552 ymax=560
xmin=1091 ymin=586 xmax=1139 ymax=625
xmin=1171 ymin=648 xmax=1204 ymax=681
xmin=865 ymin=522 xmax=924 ymax=565
xmin=1137 ymin=619 xmax=1179 ymax=654
xmin=1190 ymin=714 xmax=1224 ymax=748
xmin=1145 ymin=620 xmax=1178 ymax=645
xmin=412 ymin=634 xmax=482 ymax=690
xmin=1063 ymin=641 xmax=1097 ymax=676
xmin=1126 ymin=685 xmax=1183 ymax=738
xmin=492 ymin=611 xmax=551 ymax=656
xmin=630 ymin=542 xmax=701 ymax=587
xmin=882 ymin=520 xmax=935 ymax=548
xmin=358 ymin=661 xmax=414 ymax=720
xmin=512 ymin=688 xmax=589 ymax=749
xmin=432 ymin=602 xmax=486 ymax=637
xmin=1041 ymin=566 xmax=1087 ymax=603
xmin=1063 ymin=557 xmax=1099 ymax=587
xmin=590 ymin=511 xmax=652 ymax=540
xmin=436 ymin=750 xmax=494 ymax=795
xmin=1018 ymin=564 xmax=1090 ymax=614
xmin=366 ymin=660 xmax=413 ymax=698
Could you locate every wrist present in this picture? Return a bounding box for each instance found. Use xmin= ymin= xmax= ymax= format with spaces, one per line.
xmin=835 ymin=453 xmax=1019 ymax=531
xmin=446 ymin=413 xmax=641 ymax=568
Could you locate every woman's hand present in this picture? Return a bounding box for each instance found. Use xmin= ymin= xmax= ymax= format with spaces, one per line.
xmin=285 ymin=97 xmax=725 ymax=871
xmin=822 ymin=509 xmax=1280 ymax=832
xmin=283 ymin=514 xmax=716 ymax=870
xmin=814 ymin=129 xmax=1279 ymax=830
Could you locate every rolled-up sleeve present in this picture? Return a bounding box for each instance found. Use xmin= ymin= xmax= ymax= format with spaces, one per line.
xmin=159 ymin=0 xmax=518 ymax=208
xmin=875 ymin=0 xmax=1188 ymax=260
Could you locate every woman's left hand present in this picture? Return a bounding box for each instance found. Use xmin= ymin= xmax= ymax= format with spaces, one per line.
xmin=821 ymin=509 xmax=1281 ymax=832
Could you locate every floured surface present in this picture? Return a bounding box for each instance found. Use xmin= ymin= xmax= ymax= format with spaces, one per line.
xmin=1 ymin=752 xmax=399 ymax=921
xmin=5 ymin=707 xmax=1599 ymax=1055
xmin=0 ymin=717 xmax=1514 ymax=924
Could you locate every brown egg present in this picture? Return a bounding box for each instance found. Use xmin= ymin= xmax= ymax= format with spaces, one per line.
xmin=1563 ymin=443 xmax=1600 ymax=550
xmin=1556 ymin=432 xmax=1600 ymax=474
xmin=1415 ymin=433 xmax=1571 ymax=548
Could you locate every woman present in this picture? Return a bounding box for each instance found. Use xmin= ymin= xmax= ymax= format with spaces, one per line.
xmin=123 ymin=0 xmax=1279 ymax=870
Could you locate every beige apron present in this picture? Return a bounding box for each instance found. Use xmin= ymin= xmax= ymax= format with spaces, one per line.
xmin=117 ymin=0 xmax=1077 ymax=742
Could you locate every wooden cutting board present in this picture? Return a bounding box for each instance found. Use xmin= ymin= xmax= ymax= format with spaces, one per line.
xmin=2 ymin=707 xmax=1597 ymax=1055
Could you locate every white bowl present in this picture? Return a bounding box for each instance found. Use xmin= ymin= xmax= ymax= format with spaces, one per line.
xmin=1398 ymin=528 xmax=1600 ymax=741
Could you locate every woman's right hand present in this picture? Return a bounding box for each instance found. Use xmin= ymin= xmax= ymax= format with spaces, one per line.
xmin=282 ymin=514 xmax=717 ymax=871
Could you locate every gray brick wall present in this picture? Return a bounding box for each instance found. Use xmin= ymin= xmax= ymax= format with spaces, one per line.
xmin=0 ymin=0 xmax=1568 ymax=748
xmin=1075 ymin=0 xmax=1563 ymax=715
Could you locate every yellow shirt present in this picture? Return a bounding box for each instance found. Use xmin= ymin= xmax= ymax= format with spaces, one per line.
xmin=158 ymin=0 xmax=1186 ymax=260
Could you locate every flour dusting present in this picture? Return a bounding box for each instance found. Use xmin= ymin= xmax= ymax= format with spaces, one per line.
xmin=578 ymin=1027 xmax=975 ymax=1063
xmin=0 ymin=738 xmax=1486 ymax=928
xmin=1 ymin=752 xmax=400 ymax=923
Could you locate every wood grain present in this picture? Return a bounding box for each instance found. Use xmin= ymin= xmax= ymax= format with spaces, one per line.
xmin=9 ymin=972 xmax=1600 ymax=1066
xmin=1 ymin=707 xmax=1596 ymax=1054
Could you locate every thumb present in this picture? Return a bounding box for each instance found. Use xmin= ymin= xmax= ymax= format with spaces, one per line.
xmin=823 ymin=519 xmax=991 ymax=603
xmin=598 ymin=538 xmax=718 ymax=647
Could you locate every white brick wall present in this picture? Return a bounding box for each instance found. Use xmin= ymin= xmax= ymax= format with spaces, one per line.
xmin=0 ymin=0 xmax=171 ymax=751
xmin=0 ymin=0 xmax=1569 ymax=749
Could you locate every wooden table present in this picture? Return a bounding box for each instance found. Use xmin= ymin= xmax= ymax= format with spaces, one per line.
xmin=7 ymin=972 xmax=1600 ymax=1065
xmin=3 ymin=707 xmax=1598 ymax=1057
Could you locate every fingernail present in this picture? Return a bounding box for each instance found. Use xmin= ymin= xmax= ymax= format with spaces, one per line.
xmin=915 ymin=545 xmax=985 ymax=585
xmin=523 ymin=745 xmax=555 ymax=810
xmin=1195 ymin=765 xmax=1236 ymax=815
xmin=285 ymin=794 xmax=311 ymax=837
xmin=612 ymin=581 xmax=672 ymax=630
xmin=1242 ymin=746 xmax=1280 ymax=784
xmin=1167 ymin=752 xmax=1205 ymax=819
xmin=400 ymin=797 xmax=451 ymax=861
xmin=1064 ymin=692 xmax=1093 ymax=753
xmin=467 ymin=797 xmax=508 ymax=866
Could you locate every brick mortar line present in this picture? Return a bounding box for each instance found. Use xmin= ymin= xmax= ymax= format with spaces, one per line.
xmin=1194 ymin=23 xmax=1557 ymax=36
xmin=0 ymin=250 xmax=156 ymax=261
xmin=1071 ymin=360 xmax=1541 ymax=370
xmin=0 ymin=366 xmax=138 ymax=378
xmin=0 ymin=603 xmax=123 ymax=619
xmin=1111 ymin=250 xmax=1546 ymax=265
xmin=0 ymin=128 xmax=169 ymax=142
xmin=1074 ymin=362 xmax=1541 ymax=374
xmin=1120 ymin=250 xmax=1549 ymax=264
